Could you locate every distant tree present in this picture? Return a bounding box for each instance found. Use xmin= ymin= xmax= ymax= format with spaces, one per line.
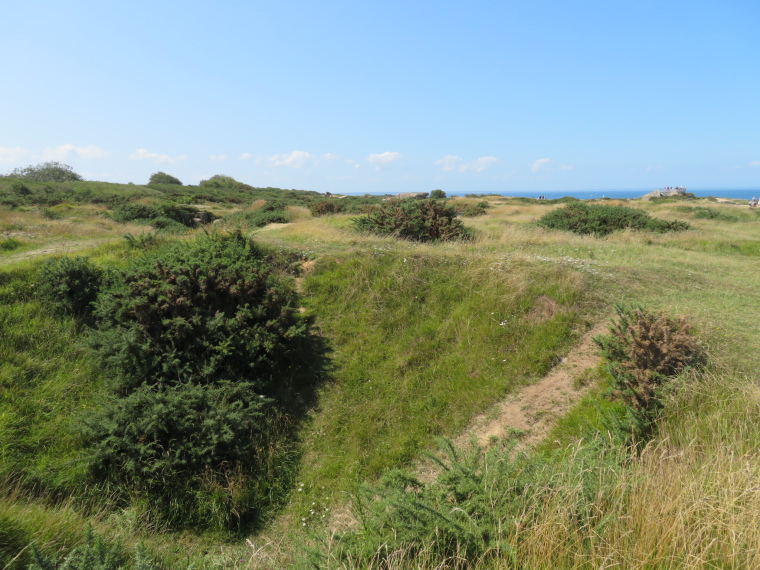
xmin=148 ymin=171 xmax=182 ymax=185
xmin=9 ymin=161 xmax=82 ymax=182
xmin=199 ymin=174 xmax=238 ymax=188
xmin=430 ymin=189 xmax=446 ymax=199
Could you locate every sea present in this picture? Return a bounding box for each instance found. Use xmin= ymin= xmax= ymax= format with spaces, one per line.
xmin=349 ymin=189 xmax=760 ymax=201
xmin=447 ymin=189 xmax=760 ymax=201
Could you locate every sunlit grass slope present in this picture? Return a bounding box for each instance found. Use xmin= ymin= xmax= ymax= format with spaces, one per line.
xmin=296 ymin=245 xmax=585 ymax=498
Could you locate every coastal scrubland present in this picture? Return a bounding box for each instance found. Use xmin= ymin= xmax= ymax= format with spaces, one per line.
xmin=1 ymin=173 xmax=759 ymax=568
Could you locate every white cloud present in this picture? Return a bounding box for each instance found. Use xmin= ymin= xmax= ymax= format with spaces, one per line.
xmin=42 ymin=144 xmax=110 ymax=161
xmin=240 ymin=153 xmax=253 ymax=160
xmin=460 ymin=156 xmax=499 ymax=173
xmin=560 ymin=164 xmax=574 ymax=171
xmin=0 ymin=146 xmax=29 ymax=165
xmin=322 ymin=153 xmax=341 ymax=161
xmin=367 ymin=151 xmax=401 ymax=170
xmin=129 ymin=148 xmax=187 ymax=164
xmin=209 ymin=155 xmax=227 ymax=162
xmin=269 ymin=150 xmax=314 ymax=168
xmin=436 ymin=155 xmax=462 ymax=172
xmin=749 ymin=161 xmax=760 ymax=168
xmin=436 ymin=155 xmax=499 ymax=173
xmin=530 ymin=158 xmax=551 ymax=173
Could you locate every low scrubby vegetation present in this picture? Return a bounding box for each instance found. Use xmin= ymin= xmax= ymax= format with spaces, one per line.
xmin=536 ymin=202 xmax=690 ymax=236
xmin=352 ymin=199 xmax=472 ymax=241
xmin=452 ymin=199 xmax=489 ymax=217
xmin=223 ymin=200 xmax=290 ymax=228
xmin=109 ymin=202 xmax=210 ymax=231
xmin=2 ymin=183 xmax=760 ymax=569
xmin=321 ymin=305 xmax=705 ymax=567
xmin=674 ymin=205 xmax=740 ymax=222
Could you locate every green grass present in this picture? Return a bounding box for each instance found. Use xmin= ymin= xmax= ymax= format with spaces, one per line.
xmin=0 ymin=263 xmax=99 ymax=489
xmin=1 ymin=194 xmax=760 ymax=568
xmin=288 ymin=246 xmax=586 ymax=516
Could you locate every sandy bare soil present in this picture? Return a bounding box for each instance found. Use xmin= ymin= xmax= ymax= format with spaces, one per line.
xmin=455 ymin=322 xmax=605 ymax=450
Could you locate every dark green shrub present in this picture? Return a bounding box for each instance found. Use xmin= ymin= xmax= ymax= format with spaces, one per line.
xmin=9 ymin=161 xmax=82 ymax=182
xmin=148 ymin=171 xmax=182 ymax=185
xmin=594 ymin=304 xmax=704 ymax=424
xmin=429 ymin=189 xmax=446 ymax=199
xmin=536 ymin=203 xmax=690 ymax=236
xmin=84 ymin=233 xmax=310 ymax=531
xmin=352 ymin=199 xmax=473 ymax=242
xmin=89 ymin=232 xmax=306 ymax=393
xmin=455 ymin=200 xmax=489 ymax=217
xmin=36 ymin=256 xmax=103 ymax=319
xmin=224 ymin=201 xmax=290 ymax=228
xmin=309 ymin=200 xmax=345 ymax=216
xmin=82 ymin=381 xmax=285 ymax=530
xmin=0 ymin=237 xmax=21 ymax=251
xmin=110 ymin=202 xmax=203 ymax=228
xmin=149 ymin=216 xmax=187 ymax=233
xmin=41 ymin=207 xmax=63 ymax=220
xmin=11 ymin=181 xmax=30 ymax=195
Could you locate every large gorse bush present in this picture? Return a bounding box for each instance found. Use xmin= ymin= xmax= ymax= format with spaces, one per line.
xmin=84 ymin=232 xmax=311 ymax=531
xmin=352 ymin=198 xmax=472 ymax=241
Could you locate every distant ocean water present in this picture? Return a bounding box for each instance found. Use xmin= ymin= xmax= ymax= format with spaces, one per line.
xmin=350 ymin=189 xmax=759 ymax=200
xmin=446 ymin=189 xmax=760 ymax=201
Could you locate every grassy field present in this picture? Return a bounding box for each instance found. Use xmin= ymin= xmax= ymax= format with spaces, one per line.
xmin=1 ymin=189 xmax=759 ymax=568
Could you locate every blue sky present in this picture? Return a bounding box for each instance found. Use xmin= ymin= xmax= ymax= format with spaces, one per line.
xmin=2 ymin=0 xmax=758 ymax=194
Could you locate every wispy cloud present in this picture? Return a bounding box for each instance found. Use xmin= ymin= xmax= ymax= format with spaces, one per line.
xmin=460 ymin=156 xmax=499 ymax=173
xmin=269 ymin=150 xmax=314 ymax=168
xmin=436 ymin=155 xmax=499 ymax=173
xmin=435 ymin=155 xmax=461 ymax=171
xmin=367 ymin=151 xmax=401 ymax=170
xmin=240 ymin=153 xmax=253 ymax=160
xmin=209 ymin=155 xmax=227 ymax=162
xmin=42 ymin=144 xmax=110 ymax=161
xmin=749 ymin=161 xmax=760 ymax=168
xmin=129 ymin=148 xmax=187 ymax=164
xmin=0 ymin=146 xmax=29 ymax=165
xmin=530 ymin=158 xmax=551 ymax=173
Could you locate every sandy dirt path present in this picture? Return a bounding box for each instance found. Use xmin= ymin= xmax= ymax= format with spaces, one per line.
xmin=0 ymin=238 xmax=118 ymax=266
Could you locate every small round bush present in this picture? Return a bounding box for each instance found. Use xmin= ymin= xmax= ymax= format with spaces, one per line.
xmin=148 ymin=171 xmax=182 ymax=185
xmin=310 ymin=200 xmax=345 ymax=216
xmin=352 ymin=199 xmax=473 ymax=242
xmin=36 ymin=256 xmax=103 ymax=319
xmin=430 ymin=189 xmax=446 ymax=199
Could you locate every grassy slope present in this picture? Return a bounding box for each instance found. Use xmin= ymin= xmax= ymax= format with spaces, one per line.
xmin=1 ymin=195 xmax=759 ymax=568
